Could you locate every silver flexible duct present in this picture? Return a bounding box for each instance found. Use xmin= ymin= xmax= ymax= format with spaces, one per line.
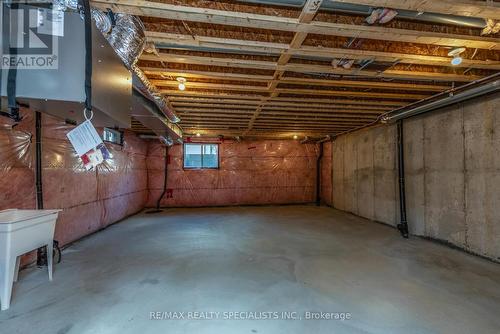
xmin=104 ymin=14 xmax=145 ymax=68
xmin=91 ymin=8 xmax=112 ymax=35
xmin=53 ymin=0 xmax=79 ymax=11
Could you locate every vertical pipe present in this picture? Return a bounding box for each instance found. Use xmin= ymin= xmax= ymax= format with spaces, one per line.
xmin=397 ymin=120 xmax=409 ymax=238
xmin=36 ymin=111 xmax=46 ymax=266
xmin=35 ymin=111 xmax=43 ymax=210
xmin=147 ymin=145 xmax=169 ymax=214
xmin=156 ymin=146 xmax=169 ymax=210
xmin=316 ymin=142 xmax=324 ymax=206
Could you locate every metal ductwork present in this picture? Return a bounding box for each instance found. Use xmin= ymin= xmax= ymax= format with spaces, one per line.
xmin=382 ymin=76 xmax=500 ymax=122
xmin=132 ymin=88 xmax=182 ymax=140
xmin=236 ymin=0 xmax=487 ymax=29
xmin=139 ymin=134 xmax=174 ymax=146
xmin=94 ymin=12 xmax=181 ymax=124
xmin=90 ymin=9 xmax=182 ymax=139
xmin=132 ymin=66 xmax=180 ymax=124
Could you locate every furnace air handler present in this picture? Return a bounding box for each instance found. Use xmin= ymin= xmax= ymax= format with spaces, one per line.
xmin=0 ymin=3 xmax=131 ymax=128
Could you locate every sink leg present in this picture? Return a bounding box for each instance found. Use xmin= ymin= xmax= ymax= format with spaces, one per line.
xmin=14 ymin=256 xmax=20 ymax=283
xmin=47 ymin=242 xmax=53 ymax=282
xmin=0 ymin=256 xmax=16 ymax=311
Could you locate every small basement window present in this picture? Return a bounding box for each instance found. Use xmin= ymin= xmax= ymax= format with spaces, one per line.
xmin=103 ymin=127 xmax=123 ymax=146
xmin=184 ymin=143 xmax=219 ymax=169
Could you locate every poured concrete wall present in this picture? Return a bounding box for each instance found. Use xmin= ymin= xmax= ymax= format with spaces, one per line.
xmin=330 ymin=92 xmax=500 ymax=261
xmin=331 ymin=125 xmax=398 ymax=225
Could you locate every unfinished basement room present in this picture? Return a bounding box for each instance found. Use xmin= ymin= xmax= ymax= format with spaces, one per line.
xmin=1 ymin=0 xmax=500 ymax=333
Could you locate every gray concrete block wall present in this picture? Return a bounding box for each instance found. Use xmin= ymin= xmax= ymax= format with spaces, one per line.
xmin=330 ymin=92 xmax=500 ymax=261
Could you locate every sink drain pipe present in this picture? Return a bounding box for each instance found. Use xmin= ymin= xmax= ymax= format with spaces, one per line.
xmin=397 ymin=120 xmax=409 ymax=238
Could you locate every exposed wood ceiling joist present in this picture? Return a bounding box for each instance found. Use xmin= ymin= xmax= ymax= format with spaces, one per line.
xmin=146 ymin=32 xmax=500 ymax=70
xmin=169 ymin=95 xmax=406 ymax=106
xmin=179 ymin=110 xmax=380 ymax=118
xmin=146 ymin=69 xmax=451 ymax=91
xmin=92 ymin=0 xmax=500 ymax=49
xmin=156 ymin=83 xmax=429 ymax=99
xmin=175 ymin=103 xmax=390 ymax=112
xmin=245 ymin=0 xmax=326 ymax=134
xmin=141 ymin=54 xmax=482 ymax=82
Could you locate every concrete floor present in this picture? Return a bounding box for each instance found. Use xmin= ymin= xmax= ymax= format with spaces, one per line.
xmin=1 ymin=206 xmax=500 ymax=334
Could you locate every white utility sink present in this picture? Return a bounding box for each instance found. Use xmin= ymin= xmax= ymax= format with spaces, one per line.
xmin=0 ymin=209 xmax=61 ymax=311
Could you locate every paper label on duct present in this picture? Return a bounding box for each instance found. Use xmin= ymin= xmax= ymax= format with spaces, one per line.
xmin=67 ymin=120 xmax=111 ymax=170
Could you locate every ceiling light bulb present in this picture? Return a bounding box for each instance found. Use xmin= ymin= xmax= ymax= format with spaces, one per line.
xmin=177 ymin=77 xmax=187 ymax=91
xmin=451 ymin=55 xmax=463 ymax=66
xmin=293 ymin=135 xmax=298 ymax=140
xmin=196 ymin=133 xmax=201 ymax=137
